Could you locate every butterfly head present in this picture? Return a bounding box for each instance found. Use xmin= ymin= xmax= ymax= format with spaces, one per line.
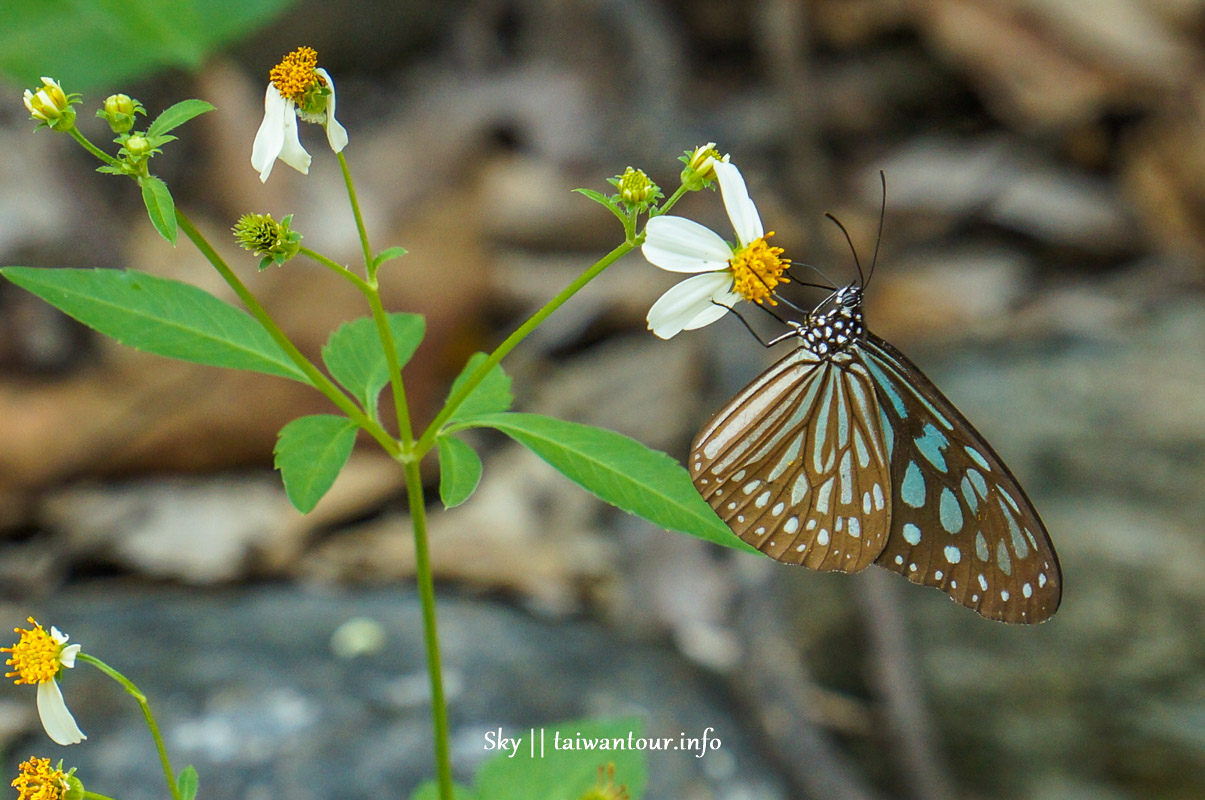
xmin=801 ymin=283 xmax=865 ymax=358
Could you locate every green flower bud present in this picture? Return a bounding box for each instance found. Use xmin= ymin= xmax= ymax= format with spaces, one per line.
xmin=233 ymin=213 xmax=302 ymax=270
xmin=123 ymin=134 xmax=152 ymax=158
xmin=99 ymin=93 xmax=144 ymax=133
xmin=614 ymin=167 xmax=661 ymax=211
xmin=679 ymin=142 xmax=728 ymax=191
xmin=22 ymin=77 xmax=78 ymax=132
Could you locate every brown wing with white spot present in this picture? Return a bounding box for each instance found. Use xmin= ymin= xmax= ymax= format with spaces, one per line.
xmin=690 ymin=347 xmax=893 ymax=572
xmin=859 ymin=334 xmax=1062 ymax=624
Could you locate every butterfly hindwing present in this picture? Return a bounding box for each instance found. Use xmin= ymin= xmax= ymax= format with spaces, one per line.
xmin=859 ymin=333 xmax=1062 ymax=623
xmin=691 ymin=347 xmax=892 ymax=572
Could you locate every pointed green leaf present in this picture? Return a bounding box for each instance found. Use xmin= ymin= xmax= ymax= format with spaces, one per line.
xmin=322 ymin=313 xmax=425 ymax=411
xmin=454 ymin=413 xmax=756 ymax=553
xmin=475 ymin=717 xmax=647 ymax=800
xmin=140 ymin=175 xmax=177 ymax=244
xmin=274 ymin=415 xmax=358 ymax=513
xmin=147 ymin=99 xmax=215 ymax=137
xmin=437 ymin=435 xmax=483 ymax=508
xmin=445 ymin=353 xmax=513 ymax=425
xmin=372 ymin=246 xmax=408 ymax=269
xmin=176 ymin=766 xmax=199 ymax=800
xmin=0 ymin=267 xmax=309 ymax=381
xmin=573 ymin=187 xmax=627 ymax=226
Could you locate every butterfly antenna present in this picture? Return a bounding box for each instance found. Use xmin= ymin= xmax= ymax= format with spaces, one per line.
xmin=824 ymin=212 xmax=865 ymax=287
xmin=711 ymin=301 xmax=778 ymax=348
xmin=866 ymin=170 xmax=886 ymax=288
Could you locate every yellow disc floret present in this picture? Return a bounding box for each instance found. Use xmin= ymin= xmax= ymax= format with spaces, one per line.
xmin=269 ymin=47 xmax=321 ymax=102
xmin=729 ymin=231 xmax=791 ymax=305
xmin=3 ymin=619 xmax=63 ymax=685
xmin=11 ymin=757 xmax=69 ymax=800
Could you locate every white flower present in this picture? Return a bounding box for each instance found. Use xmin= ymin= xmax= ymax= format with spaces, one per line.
xmin=3 ymin=619 xmax=86 ymax=746
xmin=642 ymin=161 xmax=790 ymax=339
xmin=251 ymin=47 xmax=349 ymax=183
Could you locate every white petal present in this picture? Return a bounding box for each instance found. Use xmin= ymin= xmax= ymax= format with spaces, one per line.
xmin=37 ymin=680 xmax=86 ymax=745
xmin=647 ymin=272 xmax=734 ymax=339
xmin=715 ymin=162 xmax=763 ymax=245
xmin=49 ymin=626 xmax=68 ymax=644
xmin=251 ymin=86 xmax=289 ymax=182
xmin=276 ymin=100 xmax=312 ymax=176
xmin=315 ymin=69 xmax=349 ymax=153
xmin=683 ymin=287 xmax=743 ymax=331
xmin=59 ymin=644 xmax=80 ymax=669
xmin=642 ymin=216 xmax=733 ymax=273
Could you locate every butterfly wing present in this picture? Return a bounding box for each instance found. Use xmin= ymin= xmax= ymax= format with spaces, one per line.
xmin=858 ymin=333 xmax=1062 ymax=623
xmin=691 ymin=347 xmax=893 ymax=572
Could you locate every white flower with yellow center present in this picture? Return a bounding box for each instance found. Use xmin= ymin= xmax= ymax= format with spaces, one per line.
xmin=2 ymin=618 xmax=85 ymax=746
xmin=251 ymin=46 xmax=349 ymax=183
xmin=642 ymin=161 xmax=791 ymax=339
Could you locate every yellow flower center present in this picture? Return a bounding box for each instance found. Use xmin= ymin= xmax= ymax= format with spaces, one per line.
xmin=11 ymin=757 xmax=67 ymax=800
xmin=3 ymin=619 xmax=63 ymax=685
xmin=729 ymin=231 xmax=791 ymax=305
xmin=269 ymin=47 xmax=322 ymax=103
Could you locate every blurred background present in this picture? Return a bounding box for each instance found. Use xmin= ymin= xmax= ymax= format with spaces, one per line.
xmin=1 ymin=0 xmax=1203 ymax=798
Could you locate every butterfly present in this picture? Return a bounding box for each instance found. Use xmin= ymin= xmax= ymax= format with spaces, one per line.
xmin=689 ymin=217 xmax=1061 ymax=624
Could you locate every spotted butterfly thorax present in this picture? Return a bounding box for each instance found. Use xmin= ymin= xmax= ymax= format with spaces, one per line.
xmin=691 ymin=282 xmax=1062 ymax=623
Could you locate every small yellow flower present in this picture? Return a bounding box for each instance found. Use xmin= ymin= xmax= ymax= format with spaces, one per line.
xmin=680 ymin=142 xmax=729 ymax=190
xmin=11 ymin=757 xmax=74 ymax=800
xmin=22 ymin=78 xmax=77 ymax=132
xmin=251 ymin=46 xmax=349 ymax=182
xmin=2 ymin=619 xmax=86 ymax=746
xmin=642 ymin=161 xmax=791 ymax=338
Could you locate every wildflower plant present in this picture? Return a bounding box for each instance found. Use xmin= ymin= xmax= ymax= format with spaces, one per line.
xmin=1 ymin=47 xmax=776 ymax=799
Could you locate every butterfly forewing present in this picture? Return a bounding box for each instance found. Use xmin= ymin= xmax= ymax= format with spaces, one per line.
xmin=858 ymin=334 xmax=1061 ymax=623
xmin=691 ymin=347 xmax=893 ymax=572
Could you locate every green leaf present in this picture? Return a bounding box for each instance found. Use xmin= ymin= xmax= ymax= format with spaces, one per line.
xmin=140 ymin=176 xmax=177 ymax=244
xmin=455 ymin=413 xmax=755 ymax=554
xmin=410 ymin=782 xmax=476 ymax=800
xmin=445 ymin=353 xmax=513 ymax=425
xmin=322 ymin=314 xmax=425 ymax=412
xmin=146 ymin=99 xmax=215 ymax=137
xmin=475 ymin=717 xmax=647 ymax=800
xmin=274 ymin=415 xmax=358 ymax=513
xmin=573 ymin=187 xmax=628 ymax=226
xmin=176 ymin=766 xmax=199 ymax=800
xmin=0 ymin=267 xmax=309 ymax=381
xmin=372 ymin=246 xmax=408 ymax=270
xmin=437 ymin=435 xmax=483 ymax=509
xmin=0 ymin=0 xmax=297 ymax=93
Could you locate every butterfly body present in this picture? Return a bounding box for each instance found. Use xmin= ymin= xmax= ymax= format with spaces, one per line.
xmin=691 ymin=283 xmax=1061 ymax=623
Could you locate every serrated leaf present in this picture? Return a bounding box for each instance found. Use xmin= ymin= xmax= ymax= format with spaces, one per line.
xmin=445 ymin=353 xmax=513 ymax=425
xmin=0 ymin=267 xmax=309 ymax=381
xmin=176 ymin=766 xmax=199 ymax=800
xmin=437 ymin=435 xmax=483 ymax=508
xmin=322 ymin=313 xmax=425 ymax=412
xmin=0 ymin=1 xmax=297 ymax=93
xmin=140 ymin=176 xmax=177 ymax=244
xmin=475 ymin=717 xmax=647 ymax=800
xmin=410 ymin=781 xmax=476 ymax=800
xmin=455 ymin=413 xmax=756 ymax=553
xmin=274 ymin=415 xmax=358 ymax=513
xmin=147 ymin=99 xmax=215 ymax=137
xmin=372 ymin=246 xmax=408 ymax=269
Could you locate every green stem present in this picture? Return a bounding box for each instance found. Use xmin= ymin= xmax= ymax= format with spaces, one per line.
xmin=67 ymin=128 xmax=120 ymax=167
xmin=414 ymin=239 xmax=635 ymax=454
xmin=78 ymin=654 xmax=180 ymax=800
xmin=404 ymin=460 xmax=454 ymax=800
xmin=175 ymin=212 xmax=401 ymax=458
xmin=337 ymin=152 xmax=374 ymax=276
xmin=300 ymin=247 xmax=414 ymax=443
